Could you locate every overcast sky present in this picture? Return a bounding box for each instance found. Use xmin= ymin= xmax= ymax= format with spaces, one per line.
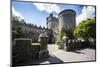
xmin=12 ymin=1 xmax=96 ymax=27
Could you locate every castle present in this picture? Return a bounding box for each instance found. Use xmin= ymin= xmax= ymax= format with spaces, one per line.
xmin=46 ymin=9 xmax=76 ymax=43
xmin=12 ymin=9 xmax=76 ymax=44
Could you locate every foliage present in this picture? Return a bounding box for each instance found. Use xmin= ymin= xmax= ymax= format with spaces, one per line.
xmin=56 ymin=27 xmax=66 ymax=48
xmin=56 ymin=27 xmax=74 ymax=49
xmin=74 ymin=18 xmax=96 ymax=39
xmin=12 ymin=16 xmax=25 ymax=39
xmin=66 ymin=30 xmax=74 ymax=39
xmin=59 ymin=27 xmax=66 ymax=41
xmin=32 ymin=39 xmax=38 ymax=43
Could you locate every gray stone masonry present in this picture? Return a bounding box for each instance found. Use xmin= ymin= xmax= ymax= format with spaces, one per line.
xmin=13 ymin=38 xmax=33 ymax=64
xmin=38 ymin=31 xmax=49 ymax=60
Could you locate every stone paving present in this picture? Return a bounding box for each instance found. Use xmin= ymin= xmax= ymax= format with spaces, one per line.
xmin=40 ymin=44 xmax=96 ymax=64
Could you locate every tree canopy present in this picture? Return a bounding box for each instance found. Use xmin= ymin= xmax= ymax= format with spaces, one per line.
xmin=12 ymin=16 xmax=25 ymax=39
xmin=56 ymin=27 xmax=74 ymax=49
xmin=74 ymin=18 xmax=96 ymax=39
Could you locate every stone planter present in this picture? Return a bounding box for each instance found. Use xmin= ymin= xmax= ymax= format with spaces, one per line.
xmin=38 ymin=31 xmax=49 ymax=60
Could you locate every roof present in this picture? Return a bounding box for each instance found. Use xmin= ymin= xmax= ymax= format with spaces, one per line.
xmin=39 ymin=32 xmax=48 ymax=37
xmin=58 ymin=9 xmax=76 ymax=16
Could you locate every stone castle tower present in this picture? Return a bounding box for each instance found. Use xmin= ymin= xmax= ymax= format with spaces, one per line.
xmin=46 ymin=13 xmax=59 ymax=43
xmin=46 ymin=9 xmax=76 ymax=43
xmin=58 ymin=9 xmax=76 ymax=32
xmin=46 ymin=13 xmax=59 ymax=34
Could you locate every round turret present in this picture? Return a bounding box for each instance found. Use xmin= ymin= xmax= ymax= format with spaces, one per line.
xmin=58 ymin=9 xmax=76 ymax=31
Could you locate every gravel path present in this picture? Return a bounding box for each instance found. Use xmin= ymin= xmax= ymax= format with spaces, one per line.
xmin=40 ymin=44 xmax=96 ymax=64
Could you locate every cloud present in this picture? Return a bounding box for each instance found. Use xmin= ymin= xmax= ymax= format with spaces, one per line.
xmin=76 ymin=6 xmax=95 ymax=26
xmin=33 ymin=3 xmax=61 ymax=13
xmin=12 ymin=7 xmax=24 ymax=19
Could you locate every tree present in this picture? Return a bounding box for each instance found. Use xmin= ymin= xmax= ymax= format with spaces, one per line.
xmin=59 ymin=27 xmax=66 ymax=41
xmin=66 ymin=30 xmax=74 ymax=39
xmin=56 ymin=27 xmax=66 ymax=49
xmin=12 ymin=16 xmax=25 ymax=39
xmin=74 ymin=18 xmax=96 ymax=40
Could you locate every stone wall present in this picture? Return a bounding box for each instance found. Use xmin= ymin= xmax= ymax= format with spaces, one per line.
xmin=12 ymin=38 xmax=33 ymax=65
xmin=12 ymin=31 xmax=49 ymax=66
xmin=63 ymin=39 xmax=96 ymax=51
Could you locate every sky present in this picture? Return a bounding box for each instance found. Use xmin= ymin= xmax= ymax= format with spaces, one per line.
xmin=12 ymin=1 xmax=96 ymax=27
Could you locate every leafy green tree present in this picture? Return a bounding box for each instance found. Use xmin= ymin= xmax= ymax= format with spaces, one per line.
xmin=12 ymin=16 xmax=25 ymax=39
xmin=56 ymin=27 xmax=66 ymax=49
xmin=59 ymin=27 xmax=66 ymax=41
xmin=66 ymin=30 xmax=74 ymax=39
xmin=74 ymin=18 xmax=96 ymax=40
xmin=56 ymin=26 xmax=76 ymax=49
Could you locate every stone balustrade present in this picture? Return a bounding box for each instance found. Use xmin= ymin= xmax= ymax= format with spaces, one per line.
xmin=62 ymin=36 xmax=96 ymax=51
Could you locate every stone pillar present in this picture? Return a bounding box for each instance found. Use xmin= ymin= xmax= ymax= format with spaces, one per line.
xmin=72 ymin=39 xmax=76 ymax=49
xmin=77 ymin=40 xmax=81 ymax=48
xmin=62 ymin=36 xmax=69 ymax=51
xmin=67 ymin=40 xmax=72 ymax=51
xmin=38 ymin=31 xmax=49 ymax=60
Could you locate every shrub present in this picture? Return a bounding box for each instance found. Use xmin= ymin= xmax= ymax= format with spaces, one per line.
xmin=56 ymin=27 xmax=66 ymax=49
xmin=56 ymin=41 xmax=63 ymax=49
xmin=32 ymin=39 xmax=38 ymax=43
